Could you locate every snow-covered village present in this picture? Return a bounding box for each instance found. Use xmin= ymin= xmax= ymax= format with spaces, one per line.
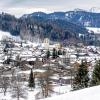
xmin=0 ymin=29 xmax=100 ymax=100
xmin=1 ymin=0 xmax=100 ymax=100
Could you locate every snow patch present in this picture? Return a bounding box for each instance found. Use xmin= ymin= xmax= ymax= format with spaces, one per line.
xmin=86 ymin=27 xmax=100 ymax=34
xmin=0 ymin=30 xmax=21 ymax=41
xmin=41 ymin=85 xmax=100 ymax=100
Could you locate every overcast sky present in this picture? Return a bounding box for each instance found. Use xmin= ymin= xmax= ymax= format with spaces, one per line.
xmin=0 ymin=0 xmax=100 ymax=17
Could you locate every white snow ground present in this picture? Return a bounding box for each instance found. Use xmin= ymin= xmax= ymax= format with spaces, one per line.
xmin=86 ymin=27 xmax=100 ymax=34
xmin=0 ymin=30 xmax=21 ymax=41
xmin=0 ymin=85 xmax=71 ymax=100
xmin=41 ymin=85 xmax=100 ymax=100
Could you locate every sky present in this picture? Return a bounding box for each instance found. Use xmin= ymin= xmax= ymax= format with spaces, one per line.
xmin=0 ymin=0 xmax=100 ymax=17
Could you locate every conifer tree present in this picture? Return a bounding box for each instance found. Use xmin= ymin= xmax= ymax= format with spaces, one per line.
xmin=73 ymin=61 xmax=89 ymax=90
xmin=46 ymin=50 xmax=50 ymax=59
xmin=58 ymin=49 xmax=62 ymax=55
xmin=62 ymin=50 xmax=66 ymax=55
xmin=52 ymin=48 xmax=58 ymax=59
xmin=28 ymin=69 xmax=35 ymax=89
xmin=91 ymin=60 xmax=100 ymax=86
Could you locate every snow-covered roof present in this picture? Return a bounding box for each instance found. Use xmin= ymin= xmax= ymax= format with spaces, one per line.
xmin=62 ymin=76 xmax=74 ymax=80
xmin=70 ymin=54 xmax=77 ymax=58
xmin=19 ymin=69 xmax=46 ymax=74
xmin=26 ymin=58 xmax=36 ymax=61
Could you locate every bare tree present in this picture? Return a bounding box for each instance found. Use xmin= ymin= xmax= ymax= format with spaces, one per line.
xmin=0 ymin=76 xmax=10 ymax=96
xmin=11 ymin=56 xmax=28 ymax=100
xmin=11 ymin=83 xmax=28 ymax=100
xmin=11 ymin=66 xmax=28 ymax=100
xmin=39 ymin=70 xmax=52 ymax=98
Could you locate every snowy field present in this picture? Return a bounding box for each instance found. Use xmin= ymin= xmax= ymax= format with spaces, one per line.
xmin=0 ymin=85 xmax=71 ymax=100
xmin=86 ymin=27 xmax=100 ymax=34
xmin=41 ymin=85 xmax=100 ymax=100
xmin=0 ymin=30 xmax=21 ymax=41
xmin=0 ymin=85 xmax=100 ymax=100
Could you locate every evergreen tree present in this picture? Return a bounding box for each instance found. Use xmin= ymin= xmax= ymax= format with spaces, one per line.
xmin=52 ymin=48 xmax=58 ymax=59
xmin=46 ymin=50 xmax=50 ymax=59
xmin=58 ymin=49 xmax=62 ymax=55
xmin=62 ymin=50 xmax=66 ymax=55
xmin=91 ymin=60 xmax=100 ymax=86
xmin=73 ymin=61 xmax=89 ymax=90
xmin=28 ymin=69 xmax=35 ymax=89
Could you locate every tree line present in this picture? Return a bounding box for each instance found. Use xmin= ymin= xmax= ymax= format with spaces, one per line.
xmin=72 ymin=60 xmax=100 ymax=90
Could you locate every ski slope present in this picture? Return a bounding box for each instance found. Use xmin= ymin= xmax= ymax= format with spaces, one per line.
xmin=41 ymin=85 xmax=100 ymax=100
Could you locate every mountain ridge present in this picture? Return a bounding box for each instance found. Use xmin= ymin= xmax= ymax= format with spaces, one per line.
xmin=1 ymin=9 xmax=100 ymax=45
xmin=22 ymin=10 xmax=100 ymax=27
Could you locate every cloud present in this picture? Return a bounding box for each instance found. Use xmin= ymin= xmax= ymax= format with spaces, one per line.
xmin=0 ymin=7 xmax=50 ymax=18
xmin=0 ymin=0 xmax=100 ymax=17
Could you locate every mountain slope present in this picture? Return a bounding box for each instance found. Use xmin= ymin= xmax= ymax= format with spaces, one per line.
xmin=0 ymin=13 xmax=20 ymax=36
xmin=0 ymin=12 xmax=89 ymax=45
xmin=22 ymin=10 xmax=100 ymax=27
xmin=0 ymin=30 xmax=21 ymax=41
xmin=41 ymin=85 xmax=100 ymax=100
xmin=2 ymin=10 xmax=100 ymax=45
